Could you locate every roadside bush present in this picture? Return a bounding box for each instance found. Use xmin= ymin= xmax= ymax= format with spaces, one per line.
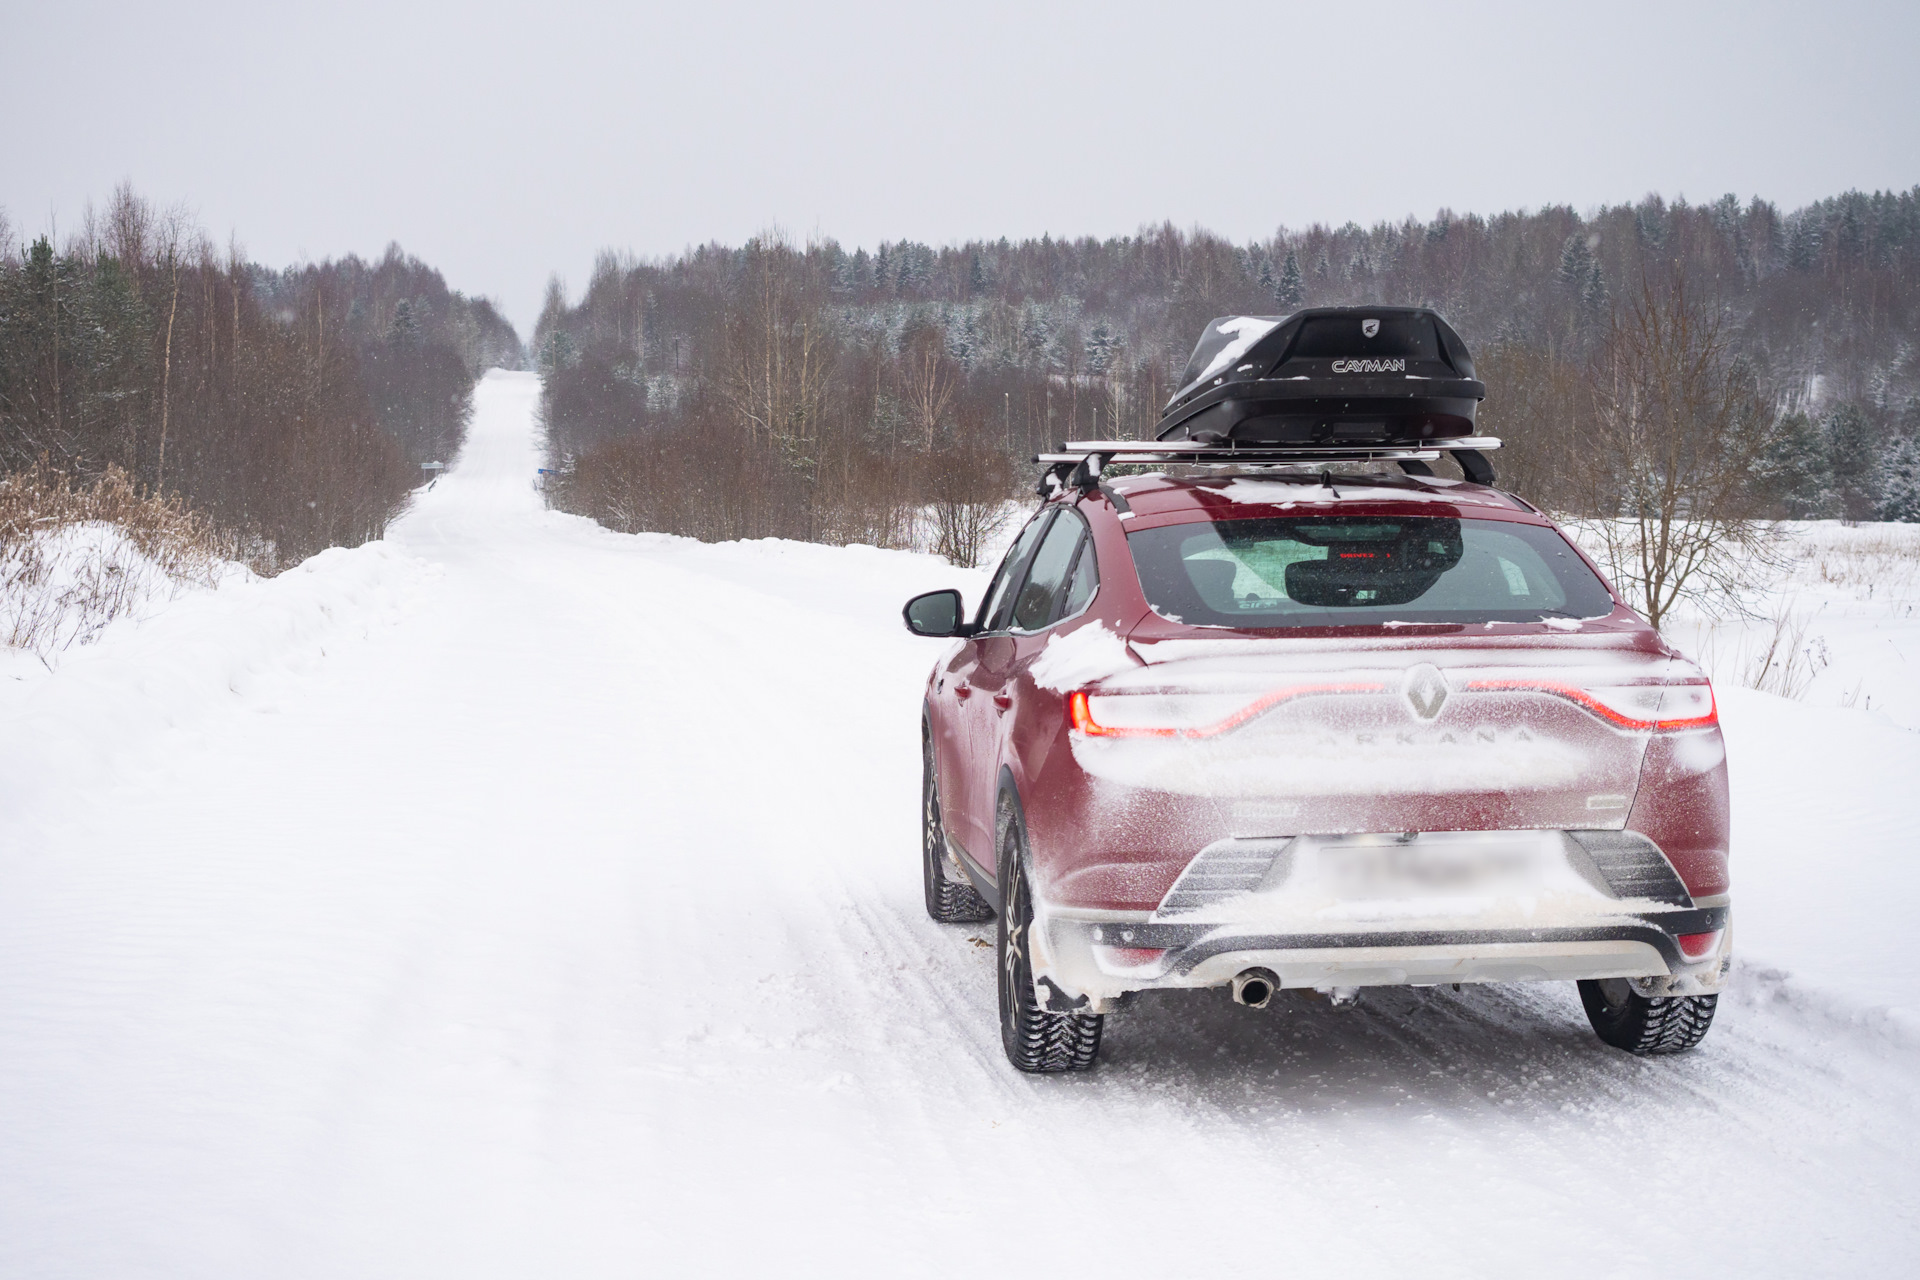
xmin=0 ymin=457 xmax=234 ymax=656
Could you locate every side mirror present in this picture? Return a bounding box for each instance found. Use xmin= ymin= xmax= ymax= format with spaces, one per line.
xmin=903 ymin=589 xmax=973 ymax=638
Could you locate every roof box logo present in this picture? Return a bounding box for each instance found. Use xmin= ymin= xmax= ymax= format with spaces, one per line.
xmin=1361 ymin=318 xmax=1380 ymax=338
xmin=1331 ymin=357 xmax=1406 ymax=374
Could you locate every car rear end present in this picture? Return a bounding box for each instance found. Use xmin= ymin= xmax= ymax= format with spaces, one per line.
xmin=1021 ymin=482 xmax=1730 ymax=1014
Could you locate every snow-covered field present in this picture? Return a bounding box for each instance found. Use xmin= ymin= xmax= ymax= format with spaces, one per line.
xmin=3 ymin=371 xmax=1917 ymax=1276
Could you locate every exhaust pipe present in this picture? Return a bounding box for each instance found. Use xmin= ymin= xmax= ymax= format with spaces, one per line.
xmin=1231 ymin=968 xmax=1280 ymax=1009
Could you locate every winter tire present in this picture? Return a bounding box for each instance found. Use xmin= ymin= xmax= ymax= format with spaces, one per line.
xmin=1577 ymin=978 xmax=1717 ymax=1055
xmin=996 ymin=793 xmax=1102 ymax=1073
xmin=922 ymin=727 xmax=993 ymax=924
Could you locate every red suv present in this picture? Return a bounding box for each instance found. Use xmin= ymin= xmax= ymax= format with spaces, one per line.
xmin=905 ymin=463 xmax=1730 ymax=1072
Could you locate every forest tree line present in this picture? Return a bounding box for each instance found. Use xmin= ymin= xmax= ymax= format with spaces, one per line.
xmin=535 ymin=186 xmax=1920 ymax=560
xmin=0 ymin=184 xmax=524 ymax=568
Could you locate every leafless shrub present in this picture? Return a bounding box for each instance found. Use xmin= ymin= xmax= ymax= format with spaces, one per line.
xmin=924 ymin=442 xmax=1016 ymax=567
xmin=1575 ymin=275 xmax=1793 ymax=630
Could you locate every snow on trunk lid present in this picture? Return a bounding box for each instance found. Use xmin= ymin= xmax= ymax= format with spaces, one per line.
xmin=1068 ymin=640 xmax=1701 ymax=836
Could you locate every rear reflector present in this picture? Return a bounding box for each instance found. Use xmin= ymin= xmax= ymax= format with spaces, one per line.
xmin=1094 ymin=946 xmax=1168 ymax=967
xmin=1677 ymin=930 xmax=1723 ymax=959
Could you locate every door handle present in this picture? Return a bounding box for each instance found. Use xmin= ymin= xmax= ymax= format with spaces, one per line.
xmin=954 ymin=683 xmax=973 ymax=700
xmin=992 ymin=694 xmax=1013 ymax=712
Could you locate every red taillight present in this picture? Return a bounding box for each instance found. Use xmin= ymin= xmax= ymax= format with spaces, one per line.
xmin=1069 ymin=690 xmax=1174 ymax=738
xmin=1463 ymin=679 xmax=1718 ymax=731
xmin=1068 ymin=683 xmax=1386 ymax=739
xmin=1677 ymin=930 xmax=1722 ymax=959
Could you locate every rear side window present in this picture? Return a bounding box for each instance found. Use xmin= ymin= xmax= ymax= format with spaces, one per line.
xmin=1126 ymin=515 xmax=1612 ymax=627
xmin=1011 ymin=510 xmax=1086 ymax=631
xmin=980 ymin=510 xmax=1054 ymax=631
xmin=1059 ymin=532 xmax=1098 ymax=619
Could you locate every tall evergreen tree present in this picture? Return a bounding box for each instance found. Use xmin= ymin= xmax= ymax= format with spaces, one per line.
xmin=1786 ymin=216 xmax=1821 ymax=271
xmin=1275 ymin=250 xmax=1304 ymax=308
xmin=1760 ymin=411 xmax=1838 ymax=518
xmin=1877 ymin=426 xmax=1920 ymax=522
xmin=1086 ymin=321 xmax=1122 ymax=376
xmin=1582 ymin=260 xmax=1609 ymax=316
xmin=388 ymin=298 xmax=420 ymax=346
xmin=1557 ymin=234 xmax=1594 ymax=290
xmin=967 ymin=252 xmax=989 ymax=298
xmin=1823 ymin=403 xmax=1881 ymax=519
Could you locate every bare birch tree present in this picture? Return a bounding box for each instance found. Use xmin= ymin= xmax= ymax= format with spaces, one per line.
xmin=721 ymin=233 xmax=834 ymax=461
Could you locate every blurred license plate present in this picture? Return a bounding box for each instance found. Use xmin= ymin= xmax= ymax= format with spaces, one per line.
xmin=1300 ymin=831 xmax=1558 ymax=900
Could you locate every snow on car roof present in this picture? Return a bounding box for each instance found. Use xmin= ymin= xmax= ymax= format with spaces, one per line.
xmin=1105 ymin=471 xmax=1540 ymax=523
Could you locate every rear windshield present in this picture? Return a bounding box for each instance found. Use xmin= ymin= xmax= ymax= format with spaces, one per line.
xmin=1126 ymin=515 xmax=1613 ymax=627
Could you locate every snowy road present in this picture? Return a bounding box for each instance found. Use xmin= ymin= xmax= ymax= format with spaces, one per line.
xmin=3 ymin=372 xmax=1917 ymax=1276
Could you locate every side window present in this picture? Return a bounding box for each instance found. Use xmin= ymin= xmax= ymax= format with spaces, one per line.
xmin=980 ymin=510 xmax=1054 ymax=632
xmin=1012 ymin=510 xmax=1086 ymax=631
xmin=1057 ymin=528 xmax=1099 ymax=621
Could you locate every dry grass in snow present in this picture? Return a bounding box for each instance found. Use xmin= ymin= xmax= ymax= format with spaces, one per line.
xmin=1 ymin=459 xmax=241 ymax=660
xmin=1646 ymin=521 xmax=1920 ymax=726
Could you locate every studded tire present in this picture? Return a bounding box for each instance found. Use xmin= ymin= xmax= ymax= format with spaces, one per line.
xmin=996 ymin=793 xmax=1102 ymax=1073
xmin=1578 ymin=978 xmax=1718 ymax=1055
xmin=922 ymin=727 xmax=993 ymax=924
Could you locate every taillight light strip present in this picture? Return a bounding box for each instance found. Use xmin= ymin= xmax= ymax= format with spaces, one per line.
xmin=1462 ymin=680 xmax=1718 ymax=731
xmin=1068 ymin=683 xmax=1387 ymax=739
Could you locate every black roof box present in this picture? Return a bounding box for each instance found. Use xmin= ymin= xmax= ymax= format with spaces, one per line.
xmin=1155 ymin=306 xmax=1485 ymax=446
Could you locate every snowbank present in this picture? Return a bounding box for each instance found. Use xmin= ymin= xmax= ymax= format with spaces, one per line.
xmin=0 ymin=539 xmax=435 ymax=828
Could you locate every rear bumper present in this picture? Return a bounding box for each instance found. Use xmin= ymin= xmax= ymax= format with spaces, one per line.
xmin=1034 ymin=906 xmax=1731 ymax=1011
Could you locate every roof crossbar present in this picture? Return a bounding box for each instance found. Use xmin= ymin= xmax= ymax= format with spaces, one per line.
xmin=1037 ymin=437 xmax=1498 ymax=463
xmin=1031 ymin=437 xmax=1503 ymax=497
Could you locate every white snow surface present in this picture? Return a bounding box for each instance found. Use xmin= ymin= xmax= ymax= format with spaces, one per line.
xmin=2 ymin=372 xmax=1917 ymax=1275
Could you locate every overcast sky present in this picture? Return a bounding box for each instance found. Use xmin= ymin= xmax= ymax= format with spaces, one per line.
xmin=4 ymin=0 xmax=1916 ymax=335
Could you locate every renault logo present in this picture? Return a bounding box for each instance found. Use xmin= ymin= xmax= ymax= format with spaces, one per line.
xmin=1361 ymin=318 xmax=1381 ymax=338
xmin=1403 ymin=664 xmax=1449 ymax=720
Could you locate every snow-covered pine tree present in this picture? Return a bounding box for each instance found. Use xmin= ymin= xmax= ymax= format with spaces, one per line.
xmin=946 ymin=307 xmax=977 ymax=368
xmin=968 ymin=252 xmax=989 ymax=298
xmin=388 ymin=298 xmax=420 ymax=346
xmin=1823 ymin=403 xmax=1881 ymax=519
xmin=1877 ymin=424 xmax=1920 ymax=522
xmin=1086 ymin=321 xmax=1122 ymax=376
xmin=1835 ymin=200 xmax=1866 ymax=265
xmin=1760 ymin=411 xmax=1839 ymax=518
xmin=1556 ymin=235 xmax=1594 ymax=291
xmin=1022 ymin=309 xmax=1053 ymax=367
xmin=1786 ymin=217 xmax=1821 ymax=271
xmin=1275 ymin=250 xmax=1304 ymax=308
xmin=1582 ymin=260 xmax=1609 ymax=316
